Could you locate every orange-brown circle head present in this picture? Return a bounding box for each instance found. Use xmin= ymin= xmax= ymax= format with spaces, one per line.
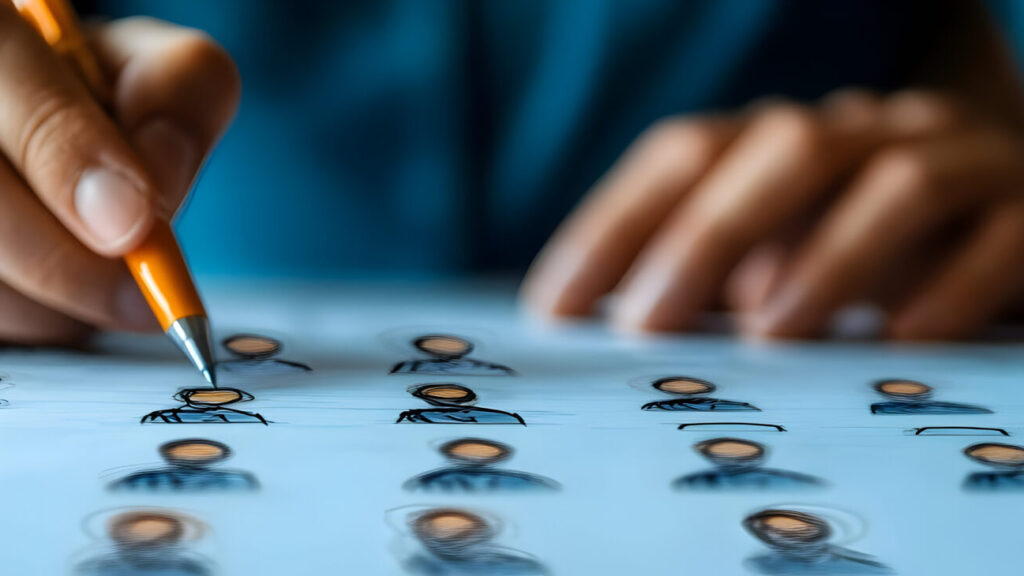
xmin=223 ymin=334 xmax=281 ymax=359
xmin=744 ymin=509 xmax=831 ymax=550
xmin=413 ymin=508 xmax=492 ymax=555
xmin=178 ymin=388 xmax=251 ymax=406
xmin=653 ymin=376 xmax=715 ymax=395
xmin=415 ymin=335 xmax=474 ymax=358
xmin=411 ymin=383 xmax=477 ymax=405
xmin=964 ymin=443 xmax=1024 ymax=469
xmin=160 ymin=439 xmax=231 ymax=467
xmin=109 ymin=512 xmax=185 ymax=550
xmin=440 ymin=438 xmax=511 ymax=465
xmin=874 ymin=379 xmax=932 ymax=399
xmin=696 ymin=438 xmax=765 ymax=467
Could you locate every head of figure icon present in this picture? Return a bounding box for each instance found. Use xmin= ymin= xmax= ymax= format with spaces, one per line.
xmin=744 ymin=509 xmax=832 ymax=556
xmin=964 ymin=443 xmax=1024 ymax=470
xmin=440 ymin=438 xmax=512 ymax=466
xmin=874 ymin=379 xmax=932 ymax=401
xmin=414 ymin=335 xmax=474 ymax=359
xmin=174 ymin=387 xmax=253 ymax=407
xmin=109 ymin=511 xmax=186 ymax=552
xmin=223 ymin=334 xmax=281 ymax=359
xmin=652 ymin=376 xmax=715 ymax=396
xmin=159 ymin=439 xmax=231 ymax=469
xmin=695 ymin=438 xmax=765 ymax=469
xmin=412 ymin=508 xmax=493 ymax=558
xmin=411 ymin=383 xmax=477 ymax=406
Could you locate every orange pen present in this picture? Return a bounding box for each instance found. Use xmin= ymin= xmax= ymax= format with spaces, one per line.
xmin=15 ymin=0 xmax=218 ymax=385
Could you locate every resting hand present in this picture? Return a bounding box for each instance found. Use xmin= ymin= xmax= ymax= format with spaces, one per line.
xmin=524 ymin=90 xmax=1024 ymax=340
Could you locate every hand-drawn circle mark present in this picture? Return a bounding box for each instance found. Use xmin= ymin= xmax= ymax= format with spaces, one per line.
xmin=652 ymin=376 xmax=715 ymax=395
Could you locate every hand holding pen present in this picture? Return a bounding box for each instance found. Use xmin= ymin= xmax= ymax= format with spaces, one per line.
xmin=0 ymin=4 xmax=237 ymax=353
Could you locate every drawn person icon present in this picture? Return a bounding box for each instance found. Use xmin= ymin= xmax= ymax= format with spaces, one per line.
xmin=744 ymin=509 xmax=892 ymax=574
xmin=641 ymin=376 xmax=759 ymax=412
xmin=75 ymin=510 xmax=211 ymax=575
xmin=141 ymin=387 xmax=269 ymax=425
xmin=391 ymin=334 xmax=514 ymax=376
xmin=397 ymin=383 xmax=525 ymax=425
xmin=963 ymin=442 xmax=1024 ymax=490
xmin=869 ymin=379 xmax=991 ymax=415
xmin=403 ymin=508 xmax=546 ymax=575
xmin=673 ymin=438 xmax=823 ymax=490
xmin=404 ymin=438 xmax=559 ymax=492
xmin=109 ymin=439 xmax=259 ymax=492
xmin=218 ymin=333 xmax=311 ymax=375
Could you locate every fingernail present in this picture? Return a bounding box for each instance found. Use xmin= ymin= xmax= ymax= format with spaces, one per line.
xmin=117 ymin=272 xmax=158 ymax=331
xmin=133 ymin=118 xmax=199 ymax=216
xmin=750 ymin=282 xmax=806 ymax=336
xmin=75 ymin=167 xmax=151 ymax=250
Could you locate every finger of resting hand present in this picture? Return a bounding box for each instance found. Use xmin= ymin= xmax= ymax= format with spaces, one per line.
xmin=0 ymin=157 xmax=155 ymax=331
xmin=726 ymin=243 xmax=790 ymax=314
xmin=752 ymin=130 xmax=1024 ymax=338
xmin=889 ymin=202 xmax=1024 ymax=340
xmin=0 ymin=279 xmax=91 ymax=346
xmin=521 ymin=116 xmax=738 ymax=316
xmin=87 ymin=17 xmax=241 ymax=213
xmin=613 ymin=103 xmax=883 ymax=332
xmin=0 ymin=4 xmax=156 ymax=256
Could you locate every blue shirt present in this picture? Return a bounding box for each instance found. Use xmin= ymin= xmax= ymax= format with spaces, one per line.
xmin=90 ymin=1 xmax=962 ymax=278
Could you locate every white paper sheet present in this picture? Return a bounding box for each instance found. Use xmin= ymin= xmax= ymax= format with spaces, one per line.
xmin=1 ymin=281 xmax=1021 ymax=575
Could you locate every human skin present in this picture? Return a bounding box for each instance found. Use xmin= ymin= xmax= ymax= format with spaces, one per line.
xmin=0 ymin=6 xmax=238 ymax=344
xmin=523 ymin=4 xmax=1024 ymax=340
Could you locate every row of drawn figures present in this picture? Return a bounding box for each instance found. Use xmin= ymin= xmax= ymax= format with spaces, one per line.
xmin=71 ymin=505 xmax=896 ymax=576
xmin=98 ymin=434 xmax=1024 ymax=496
xmin=394 ymin=504 xmax=895 ymax=575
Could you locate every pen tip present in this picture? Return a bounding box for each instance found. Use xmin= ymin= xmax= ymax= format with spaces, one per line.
xmin=202 ymin=367 xmax=217 ymax=387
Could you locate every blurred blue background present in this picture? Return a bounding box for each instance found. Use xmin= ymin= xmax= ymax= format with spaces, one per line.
xmin=82 ymin=0 xmax=1022 ymax=279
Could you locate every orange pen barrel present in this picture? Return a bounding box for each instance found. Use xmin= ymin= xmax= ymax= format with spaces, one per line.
xmin=124 ymin=220 xmax=207 ymax=332
xmin=13 ymin=0 xmax=110 ymax=101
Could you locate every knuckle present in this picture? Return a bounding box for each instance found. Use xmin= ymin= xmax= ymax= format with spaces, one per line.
xmin=887 ymin=90 xmax=962 ymax=131
xmin=754 ymin=104 xmax=823 ymax=159
xmin=641 ymin=118 xmax=724 ymax=174
xmin=17 ymin=90 xmax=90 ymax=179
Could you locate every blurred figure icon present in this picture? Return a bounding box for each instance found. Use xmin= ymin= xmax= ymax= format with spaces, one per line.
xmin=218 ymin=333 xmax=311 ymax=375
xmin=75 ymin=509 xmax=211 ymax=575
xmin=673 ymin=438 xmax=824 ymax=490
xmin=391 ymin=335 xmax=514 ymax=376
xmin=744 ymin=508 xmax=891 ymax=574
xmin=870 ymin=379 xmax=991 ymax=415
xmin=141 ymin=387 xmax=269 ymax=425
xmin=108 ymin=439 xmax=258 ymax=492
xmin=397 ymin=383 xmax=525 ymax=425
xmin=641 ymin=376 xmax=759 ymax=412
xmin=402 ymin=507 xmax=546 ymax=575
xmin=963 ymin=442 xmax=1024 ymax=490
xmin=0 ymin=378 xmax=10 ymax=408
xmin=404 ymin=438 xmax=559 ymax=493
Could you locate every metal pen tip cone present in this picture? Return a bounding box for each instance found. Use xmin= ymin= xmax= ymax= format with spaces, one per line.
xmin=166 ymin=315 xmax=218 ymax=387
xmin=202 ymin=367 xmax=217 ymax=386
